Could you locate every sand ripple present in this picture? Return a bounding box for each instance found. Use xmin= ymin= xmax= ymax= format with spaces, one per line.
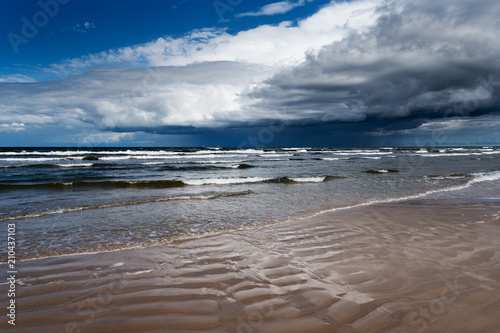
xmin=1 ymin=199 xmax=500 ymax=332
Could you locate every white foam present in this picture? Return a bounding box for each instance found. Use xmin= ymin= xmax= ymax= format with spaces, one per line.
xmin=258 ymin=154 xmax=294 ymax=157
xmin=290 ymin=177 xmax=326 ymax=182
xmin=420 ymin=153 xmax=480 ymax=157
xmin=183 ymin=177 xmax=270 ymax=186
xmin=192 ymin=160 xmax=246 ymax=164
xmin=189 ymin=149 xmax=264 ymax=155
xmin=307 ymin=170 xmax=500 ymax=219
xmin=470 ymin=171 xmax=500 ymax=184
xmin=56 ymin=163 xmax=93 ymax=168
xmin=332 ymin=151 xmax=393 ymax=156
xmin=259 ymin=158 xmax=288 ymax=161
xmin=282 ymin=148 xmax=309 ymax=152
xmin=0 ymin=151 xmax=93 ymax=156
xmin=1 ymin=157 xmax=75 ymax=162
xmin=218 ymin=164 xmax=240 ymax=169
xmin=99 ymin=154 xmax=246 ymax=160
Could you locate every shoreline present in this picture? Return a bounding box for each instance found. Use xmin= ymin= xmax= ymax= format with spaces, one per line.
xmin=4 ymin=170 xmax=500 ymax=263
xmin=1 ymin=183 xmax=500 ymax=332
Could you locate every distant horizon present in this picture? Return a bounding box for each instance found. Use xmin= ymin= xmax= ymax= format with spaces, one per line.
xmin=1 ymin=144 xmax=499 ymax=149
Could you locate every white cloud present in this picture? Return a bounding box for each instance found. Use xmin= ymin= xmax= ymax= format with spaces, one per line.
xmin=47 ymin=1 xmax=380 ymax=74
xmin=0 ymin=75 xmax=35 ymax=83
xmin=237 ymin=0 xmax=312 ymax=17
xmin=72 ymin=22 xmax=96 ymax=33
xmin=418 ymin=116 xmax=500 ymax=132
xmin=0 ymin=122 xmax=25 ymax=133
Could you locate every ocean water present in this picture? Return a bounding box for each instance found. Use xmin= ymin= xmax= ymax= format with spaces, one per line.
xmin=1 ymin=146 xmax=499 ymax=260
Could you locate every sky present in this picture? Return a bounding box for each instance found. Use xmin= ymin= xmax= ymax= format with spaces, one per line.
xmin=0 ymin=0 xmax=499 ymax=147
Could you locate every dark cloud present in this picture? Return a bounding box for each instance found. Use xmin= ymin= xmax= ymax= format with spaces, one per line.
xmin=250 ymin=0 xmax=500 ymax=132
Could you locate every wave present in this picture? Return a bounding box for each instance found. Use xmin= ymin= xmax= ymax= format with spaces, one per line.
xmin=0 ymin=157 xmax=78 ymax=162
xmin=0 ymin=180 xmax=186 ymax=190
xmin=0 ymin=190 xmax=253 ymax=222
xmin=289 ymin=177 xmax=326 ymax=183
xmin=1 ymin=163 xmax=96 ymax=169
xmin=237 ymin=163 xmax=255 ymax=169
xmin=424 ymin=173 xmax=469 ymax=180
xmin=320 ymin=156 xmax=383 ymax=161
xmin=268 ymin=176 xmax=343 ymax=183
xmin=258 ymin=154 xmax=294 ymax=157
xmin=56 ymin=163 xmax=94 ymax=168
xmin=418 ymin=153 xmax=482 ymax=157
xmin=0 ymin=173 xmax=344 ymax=190
xmin=282 ymin=148 xmax=309 ymax=152
xmin=303 ymin=170 xmax=500 ymax=219
xmin=0 ymin=161 xmax=256 ymax=171
xmin=158 ymin=164 xmax=253 ymax=171
xmin=364 ymin=169 xmax=399 ymax=174
xmin=470 ymin=171 xmax=500 ymax=184
xmin=320 ymin=157 xmax=344 ymax=161
xmin=97 ymin=154 xmax=247 ymax=161
xmin=0 ymin=151 xmax=95 ymax=156
xmin=330 ymin=151 xmax=394 ymax=156
xmin=183 ymin=177 xmax=271 ymax=186
xmin=184 ymin=175 xmax=344 ymax=186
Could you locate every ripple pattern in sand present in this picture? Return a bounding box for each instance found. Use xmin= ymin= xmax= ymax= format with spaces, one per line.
xmin=2 ymin=200 xmax=500 ymax=332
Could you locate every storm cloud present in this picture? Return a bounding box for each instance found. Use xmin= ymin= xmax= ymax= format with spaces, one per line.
xmin=252 ymin=0 xmax=500 ymax=126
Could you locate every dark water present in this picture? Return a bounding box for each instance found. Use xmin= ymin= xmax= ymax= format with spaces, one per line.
xmin=1 ymin=146 xmax=499 ymax=260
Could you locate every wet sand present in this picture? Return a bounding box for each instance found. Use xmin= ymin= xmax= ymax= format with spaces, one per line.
xmin=2 ymin=197 xmax=500 ymax=332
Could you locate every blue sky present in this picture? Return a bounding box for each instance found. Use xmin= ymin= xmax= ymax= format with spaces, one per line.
xmin=0 ymin=0 xmax=328 ymax=81
xmin=0 ymin=0 xmax=499 ymax=147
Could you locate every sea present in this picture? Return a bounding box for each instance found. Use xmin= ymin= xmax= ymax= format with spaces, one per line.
xmin=1 ymin=146 xmax=499 ymax=261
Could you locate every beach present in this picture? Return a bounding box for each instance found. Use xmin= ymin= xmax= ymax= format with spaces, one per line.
xmin=2 ymin=179 xmax=499 ymax=332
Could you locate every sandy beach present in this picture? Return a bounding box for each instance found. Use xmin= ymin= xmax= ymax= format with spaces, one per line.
xmin=2 ymin=192 xmax=500 ymax=332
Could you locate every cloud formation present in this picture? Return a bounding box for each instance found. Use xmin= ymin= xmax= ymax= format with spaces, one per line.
xmin=0 ymin=74 xmax=35 ymax=83
xmin=0 ymin=122 xmax=25 ymax=133
xmin=1 ymin=0 xmax=499 ymax=144
xmin=253 ymin=0 xmax=500 ymax=127
xmin=237 ymin=0 xmax=312 ymax=17
xmin=72 ymin=22 xmax=96 ymax=33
